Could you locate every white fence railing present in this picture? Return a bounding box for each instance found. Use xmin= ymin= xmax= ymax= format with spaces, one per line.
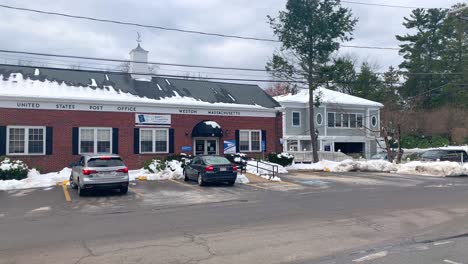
xmin=290 ymin=151 xmax=352 ymax=163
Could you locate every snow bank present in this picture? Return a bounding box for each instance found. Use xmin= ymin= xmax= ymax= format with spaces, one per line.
xmin=286 ymin=160 xmax=468 ymax=177
xmin=0 ymin=168 xmax=71 ymax=190
xmin=130 ymin=160 xmax=184 ymax=181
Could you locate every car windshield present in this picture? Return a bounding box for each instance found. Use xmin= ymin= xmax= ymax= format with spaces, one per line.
xmin=203 ymin=156 xmax=231 ymax=165
xmin=88 ymin=157 xmax=125 ymax=167
xmin=421 ymin=150 xmax=447 ymax=158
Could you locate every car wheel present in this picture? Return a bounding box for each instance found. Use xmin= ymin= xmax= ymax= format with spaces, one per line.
xmin=69 ymin=175 xmax=78 ymax=189
xmin=197 ymin=173 xmax=205 ymax=186
xmin=184 ymin=170 xmax=189 ymax=182
xmin=77 ymin=183 xmax=86 ymax=197
xmin=120 ymin=186 xmax=128 ymax=194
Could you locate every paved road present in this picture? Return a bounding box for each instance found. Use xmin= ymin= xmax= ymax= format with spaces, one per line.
xmin=1 ymin=172 xmax=468 ymax=263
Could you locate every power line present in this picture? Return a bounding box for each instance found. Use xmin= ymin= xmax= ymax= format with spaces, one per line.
xmin=0 ymin=49 xmax=268 ymax=72
xmin=0 ymin=49 xmax=464 ymax=77
xmin=341 ymin=1 xmax=449 ymax=10
xmin=0 ymin=3 xmax=401 ymax=50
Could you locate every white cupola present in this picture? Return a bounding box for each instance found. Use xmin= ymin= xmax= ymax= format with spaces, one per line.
xmin=129 ymin=43 xmax=150 ymax=80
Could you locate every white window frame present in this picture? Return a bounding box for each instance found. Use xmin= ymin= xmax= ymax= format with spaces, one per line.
xmin=316 ymin=113 xmax=323 ymax=126
xmin=239 ymin=130 xmax=262 ymax=152
xmin=327 ymin=112 xmax=365 ymax=129
xmin=292 ymin=111 xmax=301 ymax=127
xmin=6 ymin=126 xmax=46 ymax=155
xmin=371 ymin=115 xmax=378 ymax=127
xmin=139 ymin=128 xmax=169 ymax=154
xmin=78 ymin=127 xmax=113 ymax=155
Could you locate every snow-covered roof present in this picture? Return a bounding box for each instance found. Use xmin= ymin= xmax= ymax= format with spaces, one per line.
xmin=274 ymin=87 xmax=383 ymax=107
xmin=0 ymin=64 xmax=280 ymax=110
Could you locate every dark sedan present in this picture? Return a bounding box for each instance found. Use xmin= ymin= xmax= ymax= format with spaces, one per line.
xmin=183 ymin=155 xmax=237 ymax=186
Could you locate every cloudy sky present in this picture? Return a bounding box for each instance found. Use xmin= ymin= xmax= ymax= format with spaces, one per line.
xmin=0 ymin=0 xmax=463 ymax=86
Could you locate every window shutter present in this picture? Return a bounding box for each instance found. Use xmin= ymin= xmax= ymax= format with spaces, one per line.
xmin=112 ymin=128 xmax=119 ymax=154
xmin=134 ymin=128 xmax=140 ymax=154
xmin=72 ymin=127 xmax=79 ymax=155
xmin=261 ymin=130 xmax=267 ymax=152
xmin=169 ymin=128 xmax=175 ymax=153
xmin=235 ymin=130 xmax=240 ymax=153
xmin=46 ymin=127 xmax=53 ymax=155
xmin=0 ymin=126 xmax=6 ymax=156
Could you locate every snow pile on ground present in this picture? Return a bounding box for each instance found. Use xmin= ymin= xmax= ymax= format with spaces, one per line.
xmin=397 ymin=161 xmax=467 ymax=177
xmin=235 ymin=174 xmax=250 ymax=184
xmin=0 ymin=168 xmax=71 ymax=190
xmin=246 ymin=160 xmax=287 ymax=181
xmin=131 ymin=160 xmax=184 ymax=181
xmin=287 ymin=159 xmax=468 ymax=177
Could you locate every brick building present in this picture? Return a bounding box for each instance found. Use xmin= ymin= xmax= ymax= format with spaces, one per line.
xmin=0 ymin=45 xmax=283 ymax=172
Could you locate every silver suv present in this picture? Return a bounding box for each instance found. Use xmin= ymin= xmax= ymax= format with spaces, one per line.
xmin=69 ymin=155 xmax=130 ymax=196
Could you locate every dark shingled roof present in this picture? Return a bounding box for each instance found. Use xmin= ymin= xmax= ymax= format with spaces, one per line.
xmin=0 ymin=64 xmax=280 ymax=109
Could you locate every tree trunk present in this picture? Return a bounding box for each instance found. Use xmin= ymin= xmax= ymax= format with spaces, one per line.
xmin=396 ymin=124 xmax=402 ymax=164
xmin=381 ymin=126 xmax=393 ymax=163
xmin=309 ymin=87 xmax=319 ymax=163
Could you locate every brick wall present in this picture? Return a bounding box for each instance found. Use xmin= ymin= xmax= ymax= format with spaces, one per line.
xmin=0 ymin=108 xmax=282 ymax=172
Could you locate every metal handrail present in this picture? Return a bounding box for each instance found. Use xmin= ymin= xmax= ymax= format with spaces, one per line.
xmin=246 ymin=160 xmax=279 ymax=179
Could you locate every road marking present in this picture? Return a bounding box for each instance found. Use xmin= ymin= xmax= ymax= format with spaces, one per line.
xmin=352 ymin=251 xmax=388 ymax=262
xmin=169 ymin=179 xmax=202 ymax=191
xmin=246 ymin=183 xmax=269 ymax=190
xmin=434 ymin=241 xmax=453 ymax=246
xmin=62 ymin=184 xmax=71 ymax=202
xmin=129 ymin=187 xmax=144 ymax=198
xmin=444 ymin=260 xmax=463 ymax=264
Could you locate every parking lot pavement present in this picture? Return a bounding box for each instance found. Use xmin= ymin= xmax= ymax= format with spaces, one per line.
xmin=281 ymin=170 xmax=468 ymax=190
xmin=0 ymin=187 xmax=68 ymax=220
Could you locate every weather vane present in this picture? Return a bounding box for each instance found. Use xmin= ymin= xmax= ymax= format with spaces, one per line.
xmin=136 ymin=32 xmax=142 ymax=44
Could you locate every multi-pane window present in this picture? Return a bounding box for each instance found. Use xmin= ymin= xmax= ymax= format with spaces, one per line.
xmin=239 ymin=130 xmax=262 ymax=152
xmin=139 ymin=128 xmax=168 ymax=153
xmin=327 ymin=113 xmax=335 ymax=128
xmin=79 ymin=128 xmax=112 ymax=154
xmin=327 ymin=113 xmax=364 ymax=128
xmin=335 ymin=113 xmax=342 ymax=127
xmin=292 ymin=112 xmax=301 ymax=127
xmin=343 ymin=114 xmax=350 ymax=128
xmin=239 ymin=131 xmax=250 ymax=151
xmin=7 ymin=126 xmax=45 ymax=155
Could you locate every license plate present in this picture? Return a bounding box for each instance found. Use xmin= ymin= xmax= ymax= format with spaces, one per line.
xmin=220 ymin=167 xmax=227 ymax=171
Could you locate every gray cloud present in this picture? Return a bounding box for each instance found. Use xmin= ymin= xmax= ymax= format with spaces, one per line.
xmin=0 ymin=0 xmax=461 ymax=87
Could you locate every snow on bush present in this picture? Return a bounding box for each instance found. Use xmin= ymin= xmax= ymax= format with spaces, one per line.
xmin=286 ymin=159 xmax=468 ymax=177
xmin=0 ymin=158 xmax=29 ymax=181
xmin=137 ymin=159 xmax=184 ymax=181
xmin=267 ymin=152 xmax=294 ymax=167
xmin=0 ymin=168 xmax=71 ymax=190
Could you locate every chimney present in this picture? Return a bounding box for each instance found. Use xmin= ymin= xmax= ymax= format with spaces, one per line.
xmin=129 ymin=44 xmax=150 ymax=80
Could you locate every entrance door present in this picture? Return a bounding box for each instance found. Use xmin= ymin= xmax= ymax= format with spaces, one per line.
xmin=193 ymin=138 xmax=218 ymax=155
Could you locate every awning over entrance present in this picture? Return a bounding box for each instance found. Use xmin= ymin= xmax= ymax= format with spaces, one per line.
xmin=191 ymin=121 xmax=223 ymax=137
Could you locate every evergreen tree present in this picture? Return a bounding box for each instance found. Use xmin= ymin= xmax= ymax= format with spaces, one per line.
xmin=266 ymin=0 xmax=357 ymax=162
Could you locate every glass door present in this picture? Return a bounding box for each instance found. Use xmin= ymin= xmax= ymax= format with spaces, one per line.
xmin=206 ymin=139 xmax=217 ymax=155
xmin=195 ymin=139 xmax=205 ymax=155
xmin=193 ymin=138 xmax=219 ymax=155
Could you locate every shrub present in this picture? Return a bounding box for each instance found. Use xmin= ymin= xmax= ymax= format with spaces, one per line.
xmin=166 ymin=153 xmax=192 ymax=168
xmin=225 ymin=153 xmax=248 ymax=165
xmin=400 ymin=134 xmax=450 ymax=149
xmin=267 ymin=152 xmax=294 ymax=167
xmin=0 ymin=157 xmax=29 ymax=181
